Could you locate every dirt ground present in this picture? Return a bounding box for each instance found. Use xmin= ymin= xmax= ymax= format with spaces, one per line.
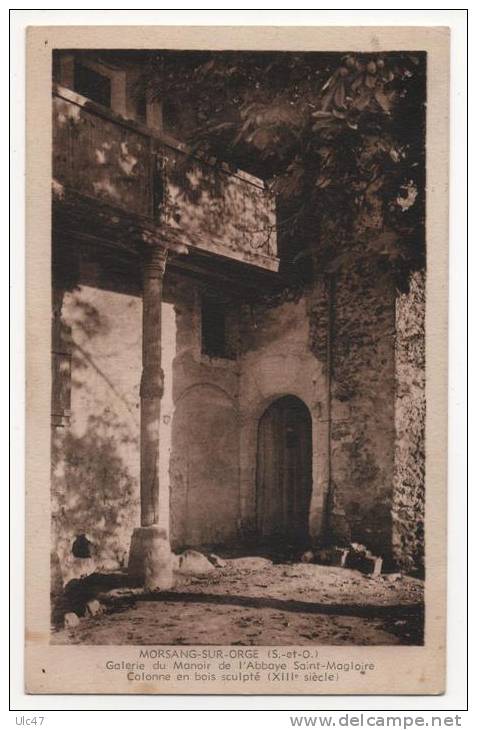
xmin=52 ymin=559 xmax=424 ymax=646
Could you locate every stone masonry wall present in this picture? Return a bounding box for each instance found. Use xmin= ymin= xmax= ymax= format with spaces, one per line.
xmin=327 ymin=262 xmax=397 ymax=563
xmin=393 ymin=270 xmax=426 ymax=575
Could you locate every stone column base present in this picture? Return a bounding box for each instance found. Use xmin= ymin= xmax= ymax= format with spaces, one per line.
xmin=128 ymin=525 xmax=174 ymax=591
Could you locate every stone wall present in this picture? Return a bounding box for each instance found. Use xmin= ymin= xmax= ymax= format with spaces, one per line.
xmin=327 ymin=263 xmax=397 ymax=564
xmin=393 ymin=270 xmax=426 ymax=575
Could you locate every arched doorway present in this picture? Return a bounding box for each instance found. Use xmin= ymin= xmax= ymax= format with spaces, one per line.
xmin=256 ymin=395 xmax=313 ymax=548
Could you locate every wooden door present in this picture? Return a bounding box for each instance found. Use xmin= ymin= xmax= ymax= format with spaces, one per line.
xmin=256 ymin=395 xmax=312 ymax=547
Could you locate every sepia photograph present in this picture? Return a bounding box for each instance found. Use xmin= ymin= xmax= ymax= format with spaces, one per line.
xmin=48 ymin=45 xmax=428 ymax=649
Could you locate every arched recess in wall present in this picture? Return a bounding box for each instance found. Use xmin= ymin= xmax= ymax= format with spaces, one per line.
xmin=170 ymin=383 xmax=240 ymax=549
xmin=256 ymin=395 xmax=313 ymax=549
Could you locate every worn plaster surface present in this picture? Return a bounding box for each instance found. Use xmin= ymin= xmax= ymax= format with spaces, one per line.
xmin=51 ymin=285 xmax=141 ymax=582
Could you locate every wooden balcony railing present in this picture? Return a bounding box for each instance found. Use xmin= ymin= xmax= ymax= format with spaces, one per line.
xmin=53 ymin=85 xmax=278 ymax=271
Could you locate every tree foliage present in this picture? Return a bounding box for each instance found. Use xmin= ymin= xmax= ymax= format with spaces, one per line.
xmin=136 ymin=50 xmax=426 ymax=288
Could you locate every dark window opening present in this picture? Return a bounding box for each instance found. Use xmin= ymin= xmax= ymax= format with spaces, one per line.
xmin=52 ymin=53 xmax=61 ymax=84
xmin=163 ymin=97 xmax=191 ymax=137
xmin=201 ymin=296 xmax=236 ymax=360
xmin=74 ymin=63 xmax=111 ymax=108
xmin=162 ymin=98 xmax=179 ymax=134
xmin=136 ymin=93 xmax=147 ymax=123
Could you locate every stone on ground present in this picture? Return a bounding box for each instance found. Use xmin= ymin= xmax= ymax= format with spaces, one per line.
xmin=228 ymin=557 xmax=272 ymax=571
xmin=209 ymin=553 xmax=227 ymax=568
xmin=85 ymin=599 xmax=103 ymax=617
xmin=64 ymin=612 xmax=80 ymax=628
xmin=176 ymin=549 xmax=215 ymax=575
xmin=384 ymin=572 xmax=403 ymax=583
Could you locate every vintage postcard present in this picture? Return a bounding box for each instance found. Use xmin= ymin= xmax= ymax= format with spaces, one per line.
xmin=25 ymin=24 xmax=449 ymax=695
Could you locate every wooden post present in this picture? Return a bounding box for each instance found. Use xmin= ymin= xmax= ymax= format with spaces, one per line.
xmin=128 ymin=244 xmax=173 ymax=590
xmin=140 ymin=245 xmax=167 ymax=527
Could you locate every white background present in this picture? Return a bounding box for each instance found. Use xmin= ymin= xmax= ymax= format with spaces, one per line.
xmin=7 ymin=4 xmax=470 ymax=725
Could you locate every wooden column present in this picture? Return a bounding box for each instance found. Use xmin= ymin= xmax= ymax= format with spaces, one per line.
xmin=129 ymin=243 xmax=173 ymax=590
xmin=140 ymin=244 xmax=168 ymax=527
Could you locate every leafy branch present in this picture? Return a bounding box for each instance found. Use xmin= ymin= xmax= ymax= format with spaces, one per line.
xmin=136 ymin=50 xmax=426 ymax=288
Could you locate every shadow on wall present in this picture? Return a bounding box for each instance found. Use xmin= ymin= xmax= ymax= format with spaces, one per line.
xmin=52 ymin=287 xmax=141 ymax=583
xmin=164 ymin=146 xmax=275 ymax=258
xmin=52 ymin=412 xmax=139 ymax=573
